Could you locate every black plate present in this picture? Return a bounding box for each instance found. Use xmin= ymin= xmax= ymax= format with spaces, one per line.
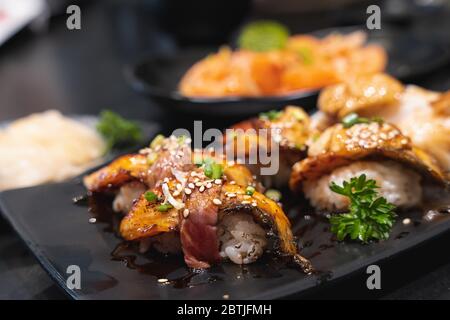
xmin=0 ymin=180 xmax=449 ymax=299
xmin=125 ymin=26 xmax=450 ymax=117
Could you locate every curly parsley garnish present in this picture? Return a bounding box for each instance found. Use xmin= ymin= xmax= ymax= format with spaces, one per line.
xmin=238 ymin=20 xmax=290 ymax=52
xmin=342 ymin=113 xmax=384 ymax=128
xmin=329 ymin=174 xmax=396 ymax=243
xmin=96 ymin=110 xmax=143 ymax=151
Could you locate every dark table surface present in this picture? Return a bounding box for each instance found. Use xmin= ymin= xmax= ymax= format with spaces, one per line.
xmin=0 ymin=0 xmax=450 ymax=299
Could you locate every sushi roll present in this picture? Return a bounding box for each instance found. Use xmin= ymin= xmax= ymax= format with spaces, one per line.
xmin=84 ymin=135 xmax=312 ymax=272
xmin=84 ymin=135 xmax=255 ymax=214
xmin=317 ymin=73 xmax=450 ymax=174
xmin=289 ymin=120 xmax=448 ymax=212
xmin=119 ymin=167 xmax=311 ymax=271
xmin=224 ymin=105 xmax=315 ymax=188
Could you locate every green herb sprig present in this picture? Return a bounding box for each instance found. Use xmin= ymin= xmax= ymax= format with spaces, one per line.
xmin=238 ymin=21 xmax=290 ymax=52
xmin=96 ymin=110 xmax=143 ymax=152
xmin=329 ymin=174 xmax=396 ymax=243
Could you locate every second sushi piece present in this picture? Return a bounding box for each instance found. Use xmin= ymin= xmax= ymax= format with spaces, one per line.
xmin=290 ymin=120 xmax=448 ymax=213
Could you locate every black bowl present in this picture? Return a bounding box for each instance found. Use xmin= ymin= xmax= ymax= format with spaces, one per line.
xmin=124 ymin=47 xmax=318 ymax=117
xmin=125 ymin=26 xmax=450 ymax=117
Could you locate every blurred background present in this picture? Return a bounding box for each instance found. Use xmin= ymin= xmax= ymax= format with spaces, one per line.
xmin=1 ymin=0 xmax=450 ymax=299
xmin=1 ymin=0 xmax=449 ymax=126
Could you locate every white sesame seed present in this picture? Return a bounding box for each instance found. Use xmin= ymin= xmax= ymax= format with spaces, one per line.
xmin=230 ymin=181 xmax=236 ymax=185
xmin=213 ymin=198 xmax=222 ymax=205
xmin=158 ymin=278 xmax=169 ymax=283
xmin=176 ymin=183 xmax=182 ymax=191
xmin=183 ymin=209 xmax=190 ymax=218
xmin=223 ymin=294 xmax=229 ymax=299
xmin=227 ymin=193 xmax=236 ymax=198
xmin=173 ymin=191 xmax=180 ymax=197
xmin=184 ymin=188 xmax=192 ymax=195
xmin=214 ymin=179 xmax=222 ymax=185
xmin=241 ymin=201 xmax=251 ymax=205
xmin=89 ymin=217 xmax=96 ymax=224
xmin=195 ymin=182 xmax=202 ymax=187
xmin=199 ymin=185 xmax=205 ymax=192
xmin=188 ymin=183 xmax=195 ymax=189
xmin=402 ymin=218 xmax=411 ymax=225
xmin=251 ymin=202 xmax=257 ymax=207
xmin=206 ymin=182 xmax=212 ymax=189
xmin=190 ymin=171 xmax=197 ymax=177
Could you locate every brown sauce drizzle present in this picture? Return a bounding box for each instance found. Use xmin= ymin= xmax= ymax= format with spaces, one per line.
xmin=73 ymin=190 xmax=450 ymax=289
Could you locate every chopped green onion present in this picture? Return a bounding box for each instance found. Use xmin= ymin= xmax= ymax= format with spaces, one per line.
xmin=265 ymin=189 xmax=282 ymax=202
xmin=144 ymin=191 xmax=158 ymax=203
xmin=147 ymin=153 xmax=158 ymax=165
xmin=342 ymin=113 xmax=384 ymax=128
xmin=293 ymin=111 xmax=306 ymax=122
xmin=204 ymin=162 xmax=223 ymax=179
xmin=193 ymin=154 xmax=204 ymax=167
xmin=312 ymin=133 xmax=321 ymax=142
xmin=245 ymin=186 xmax=256 ymax=196
xmin=157 ymin=203 xmax=173 ymax=212
xmin=259 ymin=110 xmax=282 ymax=121
xmin=150 ymin=134 xmax=165 ymax=149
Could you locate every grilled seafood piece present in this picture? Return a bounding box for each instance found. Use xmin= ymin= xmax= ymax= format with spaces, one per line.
xmin=84 ymin=135 xmax=256 ymax=213
xmin=85 ymin=135 xmax=311 ymax=271
xmin=290 ymin=121 xmax=448 ymax=212
xmin=317 ymin=74 xmax=450 ymax=173
xmin=224 ymin=106 xmax=315 ymax=187
xmin=84 ymin=136 xmax=194 ymax=193
xmin=119 ymin=167 xmax=311 ymax=271
xmin=318 ymin=73 xmax=404 ymax=119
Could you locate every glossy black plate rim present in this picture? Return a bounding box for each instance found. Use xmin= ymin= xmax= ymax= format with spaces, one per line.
xmin=1 ymin=181 xmax=450 ymax=300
